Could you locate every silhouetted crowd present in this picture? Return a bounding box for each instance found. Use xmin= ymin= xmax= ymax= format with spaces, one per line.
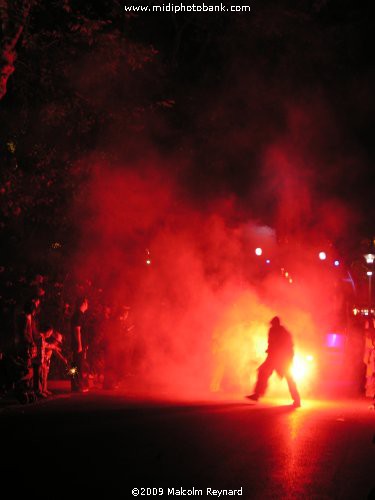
xmin=0 ymin=269 xmax=136 ymax=404
xmin=1 ymin=268 xmax=375 ymax=405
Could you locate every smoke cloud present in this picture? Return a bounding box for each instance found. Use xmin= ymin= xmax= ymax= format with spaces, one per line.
xmin=67 ymin=136 xmax=349 ymax=400
xmin=64 ymin=8 xmax=368 ymax=400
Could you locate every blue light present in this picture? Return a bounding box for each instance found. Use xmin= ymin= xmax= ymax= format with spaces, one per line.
xmin=334 ymin=260 xmax=340 ymax=267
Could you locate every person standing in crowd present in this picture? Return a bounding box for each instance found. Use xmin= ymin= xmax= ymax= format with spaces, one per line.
xmin=92 ymin=304 xmax=110 ymax=388
xmin=70 ymin=296 xmax=89 ymax=393
xmin=15 ymin=300 xmax=38 ymax=403
xmin=32 ymin=318 xmax=47 ymax=399
xmin=29 ymin=274 xmax=46 ymax=329
xmin=102 ymin=304 xmax=135 ymax=389
xmin=29 ymin=274 xmax=45 ymax=300
xmin=102 ymin=305 xmax=118 ymax=390
xmin=363 ymin=316 xmax=375 ymax=399
xmin=42 ymin=329 xmax=67 ymax=395
xmin=119 ymin=305 xmax=135 ymax=377
xmin=246 ymin=316 xmax=301 ymax=407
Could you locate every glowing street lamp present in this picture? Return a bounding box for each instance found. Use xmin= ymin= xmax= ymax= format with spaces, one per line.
xmin=364 ymin=254 xmax=375 ymax=310
xmin=366 ymin=270 xmax=373 ymax=310
xmin=364 ymin=254 xmax=375 ymax=264
xmin=319 ymin=251 xmax=327 ymax=260
xmin=255 ymin=247 xmax=262 ymax=256
xmin=146 ymin=248 xmax=152 ymax=265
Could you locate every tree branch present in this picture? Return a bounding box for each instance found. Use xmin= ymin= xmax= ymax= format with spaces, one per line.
xmin=0 ymin=0 xmax=33 ymax=100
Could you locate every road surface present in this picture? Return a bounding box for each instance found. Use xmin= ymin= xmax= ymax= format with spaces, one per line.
xmin=1 ymin=383 xmax=374 ymax=499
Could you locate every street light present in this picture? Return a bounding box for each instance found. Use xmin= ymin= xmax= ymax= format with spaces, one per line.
xmin=366 ymin=271 xmax=373 ymax=312
xmin=364 ymin=254 xmax=375 ymax=311
xmin=364 ymin=253 xmax=375 ymax=264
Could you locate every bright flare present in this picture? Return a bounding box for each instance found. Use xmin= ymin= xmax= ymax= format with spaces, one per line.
xmin=291 ymin=354 xmax=314 ymax=383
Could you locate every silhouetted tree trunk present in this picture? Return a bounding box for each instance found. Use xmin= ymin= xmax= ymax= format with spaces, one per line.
xmin=0 ymin=0 xmax=33 ymax=100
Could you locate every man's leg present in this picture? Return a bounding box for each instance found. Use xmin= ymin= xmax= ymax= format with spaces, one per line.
xmin=33 ymin=363 xmax=43 ymax=395
xmin=71 ymin=352 xmax=83 ymax=392
xmin=285 ymin=373 xmax=301 ymax=406
xmin=251 ymin=358 xmax=274 ymax=399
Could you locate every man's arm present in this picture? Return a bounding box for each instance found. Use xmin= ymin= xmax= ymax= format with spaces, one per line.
xmin=73 ymin=325 xmax=82 ymax=353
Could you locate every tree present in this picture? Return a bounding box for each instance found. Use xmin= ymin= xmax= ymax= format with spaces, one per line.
xmin=0 ymin=0 xmax=33 ymax=100
xmin=0 ymin=1 xmax=162 ymax=273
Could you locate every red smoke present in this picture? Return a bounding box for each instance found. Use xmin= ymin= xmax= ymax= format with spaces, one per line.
xmin=67 ymin=136 xmax=351 ymax=400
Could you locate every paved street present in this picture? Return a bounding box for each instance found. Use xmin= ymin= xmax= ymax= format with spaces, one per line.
xmin=1 ymin=383 xmax=374 ymax=499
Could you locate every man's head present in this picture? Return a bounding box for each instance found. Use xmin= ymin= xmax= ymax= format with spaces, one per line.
xmin=53 ymin=332 xmax=63 ymax=344
xmin=270 ymin=316 xmax=281 ymax=327
xmin=76 ymin=296 xmax=88 ymax=313
xmin=42 ymin=324 xmax=54 ymax=338
xmin=32 ymin=297 xmax=41 ymax=310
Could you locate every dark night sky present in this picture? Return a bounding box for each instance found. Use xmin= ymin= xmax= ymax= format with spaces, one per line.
xmin=144 ymin=1 xmax=374 ymax=254
xmin=127 ymin=1 xmax=375 ymax=234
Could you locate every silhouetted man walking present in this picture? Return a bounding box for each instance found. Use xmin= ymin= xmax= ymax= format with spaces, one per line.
xmin=247 ymin=316 xmax=301 ymax=407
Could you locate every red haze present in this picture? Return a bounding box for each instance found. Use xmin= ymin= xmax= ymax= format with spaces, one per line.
xmin=67 ymin=148 xmax=350 ymax=400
